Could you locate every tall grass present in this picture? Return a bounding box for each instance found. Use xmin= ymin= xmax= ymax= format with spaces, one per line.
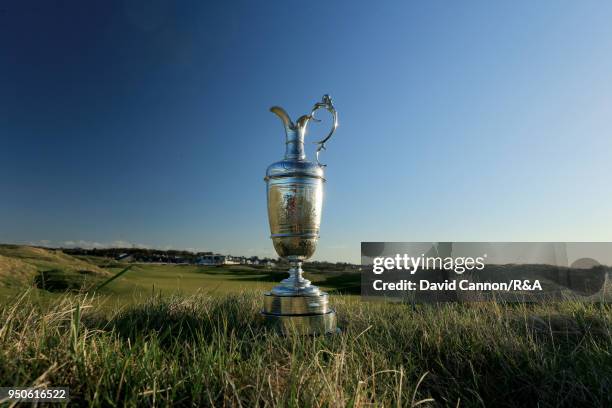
xmin=0 ymin=290 xmax=610 ymax=407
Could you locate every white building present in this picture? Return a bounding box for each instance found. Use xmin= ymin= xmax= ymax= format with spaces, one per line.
xmin=197 ymin=254 xmax=240 ymax=266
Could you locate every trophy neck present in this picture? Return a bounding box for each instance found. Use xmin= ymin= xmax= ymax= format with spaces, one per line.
xmin=284 ymin=129 xmax=306 ymax=160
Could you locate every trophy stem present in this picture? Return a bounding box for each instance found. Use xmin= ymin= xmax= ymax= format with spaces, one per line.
xmin=270 ymin=260 xmax=321 ymax=296
xmin=289 ymin=260 xmax=305 ymax=288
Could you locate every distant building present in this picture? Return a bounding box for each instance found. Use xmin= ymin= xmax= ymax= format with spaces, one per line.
xmin=116 ymin=253 xmax=134 ymax=262
xmin=262 ymin=259 xmax=276 ymax=267
xmin=197 ymin=254 xmax=240 ymax=266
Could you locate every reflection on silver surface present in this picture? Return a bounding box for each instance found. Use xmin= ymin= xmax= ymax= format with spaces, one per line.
xmin=263 ymin=292 xmax=330 ymax=315
xmin=262 ymin=310 xmax=337 ymax=336
xmin=267 ymin=178 xmax=322 ymax=260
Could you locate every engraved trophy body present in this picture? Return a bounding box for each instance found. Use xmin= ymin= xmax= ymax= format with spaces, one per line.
xmin=262 ymin=95 xmax=338 ymax=334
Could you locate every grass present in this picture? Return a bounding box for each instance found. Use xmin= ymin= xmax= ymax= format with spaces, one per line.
xmin=0 ymin=246 xmax=610 ymax=406
xmin=0 ymin=245 xmax=359 ymax=308
xmin=87 ymin=262 xmax=358 ymax=309
xmin=0 ymin=245 xmax=109 ymax=293
xmin=0 ymin=290 xmax=610 ymax=407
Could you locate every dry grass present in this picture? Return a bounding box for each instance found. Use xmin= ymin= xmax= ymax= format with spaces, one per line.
xmin=0 ymin=290 xmax=610 ymax=407
xmin=0 ymin=245 xmax=110 ymax=290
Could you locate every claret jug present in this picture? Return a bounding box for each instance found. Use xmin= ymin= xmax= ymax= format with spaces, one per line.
xmin=262 ymin=94 xmax=339 ymax=334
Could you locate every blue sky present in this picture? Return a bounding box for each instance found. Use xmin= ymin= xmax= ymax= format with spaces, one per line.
xmin=2 ymin=1 xmax=612 ymax=263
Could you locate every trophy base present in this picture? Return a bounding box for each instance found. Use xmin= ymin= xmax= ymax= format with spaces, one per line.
xmin=261 ymin=292 xmax=338 ymax=335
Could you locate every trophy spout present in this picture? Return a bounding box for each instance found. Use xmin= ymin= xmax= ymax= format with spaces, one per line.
xmin=270 ymin=106 xmax=295 ymax=135
xmin=270 ymin=106 xmax=306 ymax=160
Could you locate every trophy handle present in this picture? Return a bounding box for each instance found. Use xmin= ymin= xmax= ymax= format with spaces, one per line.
xmin=307 ymin=95 xmax=338 ymax=167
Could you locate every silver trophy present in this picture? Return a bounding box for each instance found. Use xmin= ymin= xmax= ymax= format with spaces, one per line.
xmin=262 ymin=95 xmax=338 ymax=334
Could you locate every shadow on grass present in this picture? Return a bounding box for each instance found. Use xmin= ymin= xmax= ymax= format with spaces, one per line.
xmin=198 ymin=266 xmax=362 ymax=294
xmin=86 ymin=294 xmax=267 ymax=347
xmin=34 ymin=269 xmax=104 ymax=293
xmin=318 ymin=273 xmax=361 ymax=295
xmin=228 ymin=271 xmax=362 ymax=294
xmin=197 ymin=266 xmax=285 ymax=282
